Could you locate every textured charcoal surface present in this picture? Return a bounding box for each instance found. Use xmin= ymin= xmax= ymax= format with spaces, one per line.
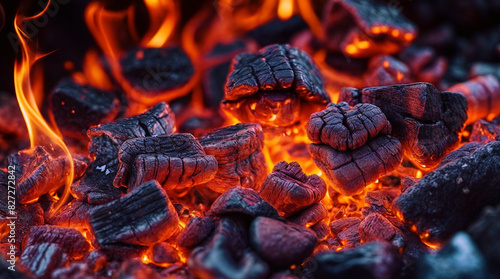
xmin=322 ymin=0 xmax=416 ymax=57
xmin=222 ymin=44 xmax=329 ymax=128
xmin=259 ymin=161 xmax=326 ymax=217
xmin=89 ymin=180 xmax=179 ymax=249
xmin=210 ymin=186 xmax=280 ymax=219
xmin=72 ymin=102 xmax=174 ymax=204
xmin=395 ymin=141 xmax=500 ymax=243
xmin=312 ymin=241 xmax=402 ymax=279
xmin=364 ymin=55 xmax=412 ymax=87
xmin=47 ymin=199 xmax=94 ymax=229
xmin=50 ymin=79 xmax=121 ymax=139
xmin=249 ymin=217 xmax=317 ymax=267
xmin=18 ymin=243 xmax=68 ymax=279
xmin=287 ymin=203 xmax=328 ymax=227
xmin=310 ymin=135 xmax=402 ymax=196
xmin=437 ymin=142 xmax=483 ymax=168
xmin=399 ymin=46 xmax=447 ymax=85
xmin=114 ymin=133 xmax=217 ymax=191
xmin=188 ymin=217 xmax=269 ymax=279
xmin=51 ymin=262 xmax=96 ymax=279
xmin=307 ymin=102 xmax=391 ymax=150
xmin=150 ymin=243 xmax=181 ymax=264
xmin=470 ymin=120 xmax=500 ymax=143
xmin=23 ymin=225 xmax=90 ymax=258
xmin=199 ymin=123 xmax=268 ymax=193
xmin=339 ymin=83 xmax=467 ymax=166
xmin=329 ymin=217 xmax=362 ymax=248
xmin=358 ymin=213 xmax=404 ymax=248
xmin=178 ymin=216 xmax=217 ymax=248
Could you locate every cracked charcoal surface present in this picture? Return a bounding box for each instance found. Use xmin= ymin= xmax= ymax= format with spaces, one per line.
xmin=470 ymin=120 xmax=500 ymax=143
xmin=287 ymin=202 xmax=328 ymax=227
xmin=199 ymin=123 xmax=268 ymax=193
xmin=307 ymin=102 xmax=391 ymax=150
xmin=395 ymin=141 xmax=500 ymax=243
xmin=178 ymin=216 xmax=217 ymax=248
xmin=259 ymin=161 xmax=326 ymax=217
xmin=359 ymin=213 xmax=404 ymax=248
xmin=310 ymin=135 xmax=403 ymax=196
xmin=114 ymin=133 xmax=217 ymax=191
xmin=47 ymin=199 xmax=94 ymax=229
xmin=339 ymin=83 xmax=467 ymax=166
xmin=23 ymin=225 xmax=90 ymax=258
xmin=18 ymin=243 xmax=68 ymax=279
xmin=72 ymin=102 xmax=174 ymax=204
xmin=89 ymin=180 xmax=179 ymax=249
xmin=222 ymin=44 xmax=329 ymax=128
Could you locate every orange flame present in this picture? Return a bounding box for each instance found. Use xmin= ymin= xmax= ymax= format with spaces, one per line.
xmin=14 ymin=1 xmax=74 ymax=213
xmin=141 ymin=0 xmax=179 ymax=48
xmin=278 ymin=0 xmax=294 ymax=20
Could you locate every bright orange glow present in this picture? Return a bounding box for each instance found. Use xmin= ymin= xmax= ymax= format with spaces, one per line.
xmin=416 ymin=170 xmax=423 ymax=179
xmin=396 ymin=71 xmax=404 ymax=82
xmin=297 ymin=0 xmax=324 ymax=40
xmin=14 ymin=0 xmax=74 ymax=214
xmin=141 ymin=0 xmax=179 ymax=48
xmin=278 ymin=0 xmax=294 ymax=20
xmin=391 ymin=29 xmax=400 ymax=37
xmin=404 ymin=33 xmax=414 ymax=41
xmin=345 ymin=44 xmax=357 ymax=54
xmin=371 ymin=26 xmax=381 ymax=34
xmin=383 ymin=61 xmax=390 ymax=68
xmin=462 ymin=130 xmax=470 ymax=137
xmin=78 ymin=49 xmax=114 ymax=91
xmin=380 ymin=26 xmax=389 ymax=33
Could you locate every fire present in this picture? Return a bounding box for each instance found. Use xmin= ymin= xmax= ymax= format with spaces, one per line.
xmin=13 ymin=1 xmax=74 ymax=213
xmin=141 ymin=0 xmax=179 ymax=48
xmin=278 ymin=0 xmax=294 ymax=20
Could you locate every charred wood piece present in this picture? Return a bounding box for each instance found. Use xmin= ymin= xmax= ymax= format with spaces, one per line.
xmin=50 ymin=79 xmax=121 ymax=139
xmin=210 ymin=186 xmax=279 ymax=219
xmin=395 ymin=141 xmax=500 ymax=243
xmin=51 ymin=262 xmax=96 ymax=279
xmin=114 ymin=134 xmax=217 ymax=191
xmin=178 ymin=216 xmax=217 ymax=248
xmin=399 ymin=46 xmax=447 ymax=85
xmin=23 ymin=225 xmax=90 ymax=258
xmin=363 ymin=55 xmax=412 ymax=87
xmin=72 ymin=102 xmax=174 ymax=204
xmin=82 ymin=250 xmax=108 ymax=271
xmin=199 ymin=123 xmax=268 ymax=193
xmin=310 ymin=136 xmax=402 ymax=196
xmin=89 ymin=180 xmax=179 ymax=249
xmin=363 ymin=188 xmax=401 ymax=215
xmin=150 ymin=242 xmax=181 ymax=265
xmin=18 ymin=243 xmax=68 ymax=279
xmin=437 ymin=142 xmax=483 ymax=169
xmin=287 ymin=203 xmax=328 ymax=227
xmin=47 ymin=199 xmax=94 ymax=229
xmin=359 ymin=213 xmax=404 ymax=248
xmin=470 ymin=120 xmax=500 ymax=143
xmin=340 ymin=82 xmax=468 ymax=166
xmin=329 ymin=217 xmax=362 ymax=248
xmin=448 ymin=75 xmax=500 ymax=125
xmin=249 ymin=217 xmax=317 ymax=267
xmin=259 ymin=161 xmax=326 ymax=217
xmin=222 ymin=44 xmax=330 ymax=129
xmin=311 ymin=221 xmax=330 ymax=240
xmin=307 ymin=102 xmax=391 ymax=150
xmin=322 ymin=0 xmax=416 ymax=58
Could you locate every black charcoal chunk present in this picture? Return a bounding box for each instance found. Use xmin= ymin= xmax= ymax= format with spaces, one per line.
xmin=23 ymin=225 xmax=90 ymax=258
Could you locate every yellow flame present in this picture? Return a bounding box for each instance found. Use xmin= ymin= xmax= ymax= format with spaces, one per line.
xmin=141 ymin=0 xmax=178 ymax=48
xmin=14 ymin=0 xmax=74 ymax=214
xmin=278 ymin=0 xmax=294 ymax=20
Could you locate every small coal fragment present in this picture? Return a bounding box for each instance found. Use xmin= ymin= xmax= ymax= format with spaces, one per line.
xmin=114 ymin=133 xmax=217 ymax=191
xmin=307 ymin=102 xmax=391 ymax=150
xmin=399 ymin=46 xmax=447 ymax=85
xmin=364 ymin=55 xmax=412 ymax=86
xmin=448 ymin=75 xmax=500 ymax=125
xmin=312 ymin=241 xmax=402 ymax=279
xmin=470 ymin=120 xmax=500 ymax=143
xmin=246 ymin=15 xmax=308 ymax=47
xmin=7 ymin=146 xmax=71 ymax=204
xmin=50 ymin=79 xmax=121 ymax=139
xmin=47 ymin=199 xmax=94 ymax=229
xmin=210 ymin=186 xmax=279 ymax=219
xmin=189 ymin=217 xmax=270 ymax=279
xmin=222 ymin=44 xmax=330 ymax=130
xmin=250 ymin=217 xmax=317 ymax=267
xmin=363 ymin=188 xmax=401 ymax=215
xmin=359 ymin=213 xmax=404 ymax=248
xmin=151 ymin=242 xmax=181 ymax=265
xmin=23 ymin=225 xmax=90 ymax=258
xmin=116 ymin=258 xmax=158 ymax=279
xmin=416 ymin=232 xmax=489 ymax=279
xmin=72 ymin=102 xmax=174 ymax=204
xmin=82 ymin=250 xmax=108 ymax=271
xmin=311 ymin=221 xmax=330 ymax=240
xmin=259 ymin=161 xmax=326 ymax=217
xmin=322 ymin=0 xmax=416 ymax=58
xmin=470 ymin=63 xmax=500 ymax=80
xmin=340 ymin=83 xmax=468 ymax=166
xmin=120 ymin=46 xmax=195 ymax=102
xmin=51 ymin=262 xmax=96 ymax=279
xmin=18 ymin=243 xmax=68 ymax=279
xmin=199 ymin=123 xmax=268 ymax=193
xmin=310 ymin=136 xmax=402 ymax=196
xmin=329 ymin=217 xmax=362 ymax=248
xmin=287 ymin=203 xmax=328 ymax=227
xmin=89 ymin=180 xmax=179 ymax=249
xmin=395 ymin=141 xmax=500 ymax=243
xmin=178 ymin=216 xmax=216 ymax=248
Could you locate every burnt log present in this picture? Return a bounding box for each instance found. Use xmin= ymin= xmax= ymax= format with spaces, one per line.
xmin=395 ymin=141 xmax=500 ymax=243
xmin=222 ymin=44 xmax=330 ymax=130
xmin=199 ymin=123 xmax=268 ymax=193
xmin=72 ymin=102 xmax=174 ymax=204
xmin=307 ymin=102 xmax=391 ymax=150
xmin=210 ymin=186 xmax=279 ymax=219
xmin=259 ymin=161 xmax=326 ymax=217
xmin=89 ymin=180 xmax=179 ymax=250
xmin=18 ymin=243 xmax=68 ymax=279
xmin=470 ymin=120 xmax=500 ymax=143
xmin=322 ymin=0 xmax=416 ymax=58
xmin=340 ymin=83 xmax=468 ymax=166
xmin=249 ymin=217 xmax=317 ymax=267
xmin=363 ymin=55 xmax=412 ymax=87
xmin=310 ymin=136 xmax=402 ymax=196
xmin=178 ymin=216 xmax=217 ymax=248
xmin=114 ymin=134 xmax=217 ymax=191
xmin=23 ymin=225 xmax=90 ymax=258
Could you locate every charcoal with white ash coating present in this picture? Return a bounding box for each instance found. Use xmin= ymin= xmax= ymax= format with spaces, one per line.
xmin=88 ymin=180 xmax=179 ymax=256
xmin=50 ymin=79 xmax=122 ymax=139
xmin=321 ymin=0 xmax=416 ymax=58
xmin=188 ymin=217 xmax=270 ymax=279
xmin=18 ymin=243 xmax=68 ymax=279
xmin=259 ymin=161 xmax=326 ymax=217
xmin=249 ymin=217 xmax=317 ymax=268
xmin=363 ymin=55 xmax=412 ymax=87
xmin=178 ymin=216 xmax=217 ymax=248
xmin=222 ymin=44 xmax=330 ymax=132
xmin=120 ymin=46 xmax=195 ymax=103
xmin=399 ymin=46 xmax=447 ymax=85
xmin=470 ymin=120 xmax=500 ymax=143
xmin=23 ymin=225 xmax=90 ymax=258
xmin=395 ymin=141 xmax=500 ymax=243
xmin=340 ymin=82 xmax=468 ymax=167
xmin=312 ymin=241 xmax=402 ymax=279
xmin=210 ymin=186 xmax=280 ymax=219
xmin=72 ymin=102 xmax=175 ymax=204
xmin=113 ymin=133 xmax=217 ymax=191
xmin=436 ymin=142 xmax=482 ymax=168
xmin=199 ymin=123 xmax=268 ymax=193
